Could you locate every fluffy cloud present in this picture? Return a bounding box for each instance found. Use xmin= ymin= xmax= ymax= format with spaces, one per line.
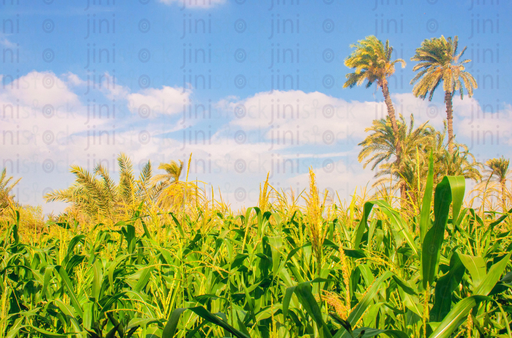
xmin=127 ymin=86 xmax=191 ymax=117
xmin=454 ymin=97 xmax=512 ymax=149
xmin=0 ymin=71 xmax=86 ymax=159
xmin=221 ymin=90 xmax=388 ymax=148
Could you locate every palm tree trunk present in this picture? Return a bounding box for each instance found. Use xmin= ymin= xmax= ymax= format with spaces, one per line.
xmin=445 ymin=91 xmax=454 ymax=154
xmin=381 ymin=80 xmax=400 ymax=146
xmin=381 ymin=80 xmax=405 ymax=206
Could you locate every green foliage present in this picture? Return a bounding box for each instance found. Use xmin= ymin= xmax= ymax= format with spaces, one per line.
xmin=344 ymin=35 xmax=405 ymax=90
xmin=1 ymin=172 xmax=511 ymax=338
xmin=43 ymin=153 xmax=159 ymax=220
xmin=0 ymin=168 xmax=21 ymax=211
xmin=359 ymin=116 xmax=482 ymax=209
xmin=410 ymin=36 xmax=477 ymax=101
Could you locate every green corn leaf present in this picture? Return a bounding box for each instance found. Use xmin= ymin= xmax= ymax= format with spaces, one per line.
xmin=162 ymin=308 xmax=187 ymax=338
xmin=82 ymin=301 xmax=95 ymax=333
xmin=107 ymin=254 xmax=130 ymax=288
xmin=294 ymin=282 xmax=333 ymax=338
xmin=134 ymin=266 xmax=155 ymax=292
xmin=392 ymin=275 xmax=417 ymax=295
xmin=28 ymin=326 xmax=84 ymax=337
xmin=354 ymin=202 xmax=373 ymax=249
xmin=450 ymin=178 xmax=465 ymax=227
xmin=372 ymin=200 xmax=418 ymax=257
xmin=354 ymin=200 xmax=418 ymax=257
xmin=429 ymin=296 xmax=488 ymax=338
xmin=283 ymin=279 xmax=331 ymax=322
xmin=430 ymin=253 xmax=465 ymax=321
xmin=419 ymin=151 xmax=434 ymax=243
xmin=422 ymin=176 xmax=465 ymax=289
xmin=458 ymin=253 xmax=487 ymax=287
xmin=282 ymin=284 xmax=297 ymax=320
xmin=92 ymin=259 xmax=103 ymax=300
xmin=340 ymin=327 xmax=409 ymax=338
xmin=162 ymin=306 xmax=251 ymax=338
xmin=55 ymin=265 xmax=83 ymax=318
xmin=5 ymin=317 xmax=24 ymax=338
xmin=473 ymin=252 xmax=511 ymax=296
xmin=347 ymin=271 xmax=392 ymax=325
xmin=489 ymin=206 xmax=512 ymax=228
xmin=105 ymin=323 xmax=121 ymax=338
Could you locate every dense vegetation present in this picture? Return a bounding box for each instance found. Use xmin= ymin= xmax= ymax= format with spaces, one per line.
xmin=0 ymin=36 xmax=511 ymax=337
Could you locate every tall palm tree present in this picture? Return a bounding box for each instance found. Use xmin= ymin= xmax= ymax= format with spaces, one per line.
xmin=358 ymin=114 xmax=434 ymax=205
xmin=410 ymin=36 xmax=477 ymax=154
xmin=485 ymin=157 xmax=510 ymax=212
xmin=344 ymin=36 xmax=406 ymax=157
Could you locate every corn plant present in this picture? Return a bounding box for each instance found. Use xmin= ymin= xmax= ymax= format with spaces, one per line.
xmin=1 ymin=158 xmax=511 ymax=337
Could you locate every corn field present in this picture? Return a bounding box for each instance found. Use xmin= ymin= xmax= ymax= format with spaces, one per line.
xmin=1 ymin=165 xmax=511 ymax=338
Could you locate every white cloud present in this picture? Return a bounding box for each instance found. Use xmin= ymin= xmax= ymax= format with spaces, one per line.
xmin=391 ymin=93 xmax=445 ymax=130
xmin=222 ymin=89 xmax=387 ymax=147
xmin=63 ymin=72 xmax=86 ymax=87
xmin=99 ymin=72 xmax=130 ymax=100
xmin=158 ymin=0 xmax=226 ymax=9
xmin=454 ymin=97 xmax=512 ymax=147
xmin=0 ymin=37 xmax=16 ymax=48
xmin=127 ymin=86 xmax=191 ymax=117
xmin=286 ymin=159 xmax=375 ymax=204
xmin=1 ymin=71 xmax=81 ymax=108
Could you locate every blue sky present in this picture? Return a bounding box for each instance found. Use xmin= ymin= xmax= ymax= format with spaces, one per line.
xmin=1 ymin=0 xmax=511 ymax=213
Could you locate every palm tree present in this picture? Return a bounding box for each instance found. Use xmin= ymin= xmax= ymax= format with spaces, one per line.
xmin=151 ymin=160 xmax=183 ymax=210
xmin=438 ymin=144 xmax=482 ymax=182
xmin=358 ymin=114 xmax=434 ymax=205
xmin=344 ymin=36 xmax=406 ymax=157
xmin=0 ymin=168 xmax=21 ymax=211
xmin=45 ymin=153 xmax=156 ymax=220
xmin=484 ymin=157 xmax=510 ymax=212
xmin=410 ymin=36 xmax=477 ymax=154
xmin=151 ymin=156 xmax=201 ymax=211
xmin=423 ymin=123 xmax=482 ymax=184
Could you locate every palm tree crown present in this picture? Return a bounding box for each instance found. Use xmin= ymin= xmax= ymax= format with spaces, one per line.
xmin=485 ymin=157 xmax=510 ymax=211
xmin=151 ymin=158 xmax=201 ymax=211
xmin=344 ymin=35 xmax=406 ymax=90
xmin=44 ymin=153 xmax=156 ymax=220
xmin=486 ymin=158 xmax=510 ymax=184
xmin=0 ymin=168 xmax=21 ymax=211
xmin=358 ymin=114 xmax=434 ymax=206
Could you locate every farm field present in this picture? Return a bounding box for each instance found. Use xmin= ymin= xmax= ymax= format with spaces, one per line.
xmin=1 ymin=162 xmax=511 ymax=337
